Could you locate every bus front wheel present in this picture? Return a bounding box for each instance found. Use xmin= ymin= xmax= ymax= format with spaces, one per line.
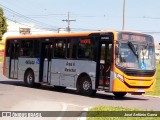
xmin=113 ymin=92 xmax=127 ymax=98
xmin=77 ymin=75 xmax=96 ymax=96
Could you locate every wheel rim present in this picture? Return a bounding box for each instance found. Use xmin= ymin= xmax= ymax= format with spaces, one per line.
xmin=83 ymin=81 xmax=90 ymax=90
xmin=27 ymin=73 xmax=33 ymax=84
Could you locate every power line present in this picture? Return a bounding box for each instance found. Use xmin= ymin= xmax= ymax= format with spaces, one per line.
xmin=71 ymin=28 xmax=99 ymax=31
xmin=0 ymin=4 xmax=58 ymax=31
xmin=62 ymin=12 xmax=76 ymax=32
xmin=6 ymin=18 xmax=33 ymax=28
xmin=27 ymin=13 xmax=66 ymax=17
xmin=6 ymin=30 xmax=53 ymax=32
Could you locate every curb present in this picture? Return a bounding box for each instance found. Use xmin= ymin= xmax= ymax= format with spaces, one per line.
xmin=143 ymin=94 xmax=160 ymax=98
xmin=128 ymin=93 xmax=160 ymax=98
xmin=79 ymin=108 xmax=88 ymax=120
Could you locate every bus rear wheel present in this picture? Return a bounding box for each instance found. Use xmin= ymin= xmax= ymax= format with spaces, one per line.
xmin=24 ymin=70 xmax=35 ymax=87
xmin=77 ymin=75 xmax=96 ymax=96
xmin=113 ymin=92 xmax=127 ymax=98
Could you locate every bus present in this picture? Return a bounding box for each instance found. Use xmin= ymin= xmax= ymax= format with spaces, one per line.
xmin=3 ymin=31 xmax=156 ymax=97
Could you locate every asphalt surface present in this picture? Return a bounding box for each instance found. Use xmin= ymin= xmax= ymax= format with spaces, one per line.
xmin=0 ymin=63 xmax=160 ymax=120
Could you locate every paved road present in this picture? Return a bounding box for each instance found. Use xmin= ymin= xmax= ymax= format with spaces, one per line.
xmin=0 ymin=63 xmax=160 ymax=120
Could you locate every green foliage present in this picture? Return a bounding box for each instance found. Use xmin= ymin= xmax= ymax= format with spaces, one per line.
xmin=87 ymin=106 xmax=160 ymax=120
xmin=146 ymin=63 xmax=160 ymax=96
xmin=0 ymin=7 xmax=7 ymax=40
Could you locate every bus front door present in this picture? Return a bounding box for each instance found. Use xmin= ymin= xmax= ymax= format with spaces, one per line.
xmin=10 ymin=42 xmax=20 ymax=79
xmin=41 ymin=43 xmax=53 ymax=83
xmin=97 ymin=42 xmax=112 ymax=90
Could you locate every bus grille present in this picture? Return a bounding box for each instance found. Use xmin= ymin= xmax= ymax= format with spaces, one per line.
xmin=124 ymin=70 xmax=155 ymax=77
xmin=117 ymin=66 xmax=155 ymax=77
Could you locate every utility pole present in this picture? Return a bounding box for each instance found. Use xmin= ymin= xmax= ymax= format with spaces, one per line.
xmin=122 ymin=0 xmax=126 ymax=30
xmin=62 ymin=12 xmax=76 ymax=32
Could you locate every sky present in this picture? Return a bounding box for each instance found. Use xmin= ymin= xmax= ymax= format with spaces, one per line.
xmin=0 ymin=0 xmax=160 ymax=44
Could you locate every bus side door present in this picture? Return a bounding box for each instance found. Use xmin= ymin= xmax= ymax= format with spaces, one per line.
xmin=41 ymin=42 xmax=53 ymax=83
xmin=97 ymin=41 xmax=112 ymax=89
xmin=10 ymin=41 xmax=20 ymax=79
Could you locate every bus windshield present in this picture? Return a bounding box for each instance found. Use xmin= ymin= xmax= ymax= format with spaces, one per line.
xmin=139 ymin=45 xmax=155 ymax=70
xmin=116 ymin=42 xmax=155 ymax=70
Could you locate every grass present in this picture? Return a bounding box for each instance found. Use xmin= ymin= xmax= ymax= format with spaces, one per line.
xmin=87 ymin=106 xmax=160 ymax=120
xmin=146 ymin=63 xmax=160 ymax=96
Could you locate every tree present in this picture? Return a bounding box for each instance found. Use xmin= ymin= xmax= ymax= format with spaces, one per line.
xmin=0 ymin=7 xmax=7 ymax=40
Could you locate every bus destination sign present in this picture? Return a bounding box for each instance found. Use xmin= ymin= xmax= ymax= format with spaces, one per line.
xmin=119 ymin=33 xmax=153 ymax=43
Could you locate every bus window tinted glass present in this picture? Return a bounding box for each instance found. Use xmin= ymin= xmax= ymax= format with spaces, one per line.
xmin=67 ymin=39 xmax=77 ymax=58
xmin=5 ymin=40 xmax=10 ymax=56
xmin=54 ymin=39 xmax=66 ymax=58
xmin=20 ymin=40 xmax=33 ymax=57
xmin=33 ymin=40 xmax=40 ymax=57
xmin=11 ymin=42 xmax=20 ymax=59
xmin=78 ymin=38 xmax=94 ymax=59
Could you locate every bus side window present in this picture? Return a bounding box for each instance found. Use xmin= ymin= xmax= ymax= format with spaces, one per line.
xmin=15 ymin=43 xmax=20 ymax=59
xmin=20 ymin=40 xmax=33 ymax=57
xmin=78 ymin=38 xmax=94 ymax=60
xmin=5 ymin=40 xmax=11 ymax=57
xmin=54 ymin=39 xmax=66 ymax=58
xmin=10 ymin=41 xmax=20 ymax=59
xmin=33 ymin=40 xmax=40 ymax=57
xmin=67 ymin=38 xmax=77 ymax=59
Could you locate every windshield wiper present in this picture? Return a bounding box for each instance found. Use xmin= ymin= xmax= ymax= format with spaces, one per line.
xmin=127 ymin=41 xmax=138 ymax=58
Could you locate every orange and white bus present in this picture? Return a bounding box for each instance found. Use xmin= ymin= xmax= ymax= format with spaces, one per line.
xmin=3 ymin=30 xmax=156 ymax=97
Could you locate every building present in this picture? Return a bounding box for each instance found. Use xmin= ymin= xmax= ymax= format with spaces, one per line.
xmin=3 ymin=21 xmax=54 ymax=37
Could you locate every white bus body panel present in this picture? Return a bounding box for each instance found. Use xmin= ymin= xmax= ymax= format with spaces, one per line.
xmin=50 ymin=59 xmax=96 ymax=89
xmin=14 ymin=59 xmax=18 ymax=78
xmin=10 ymin=59 xmax=14 ymax=78
xmin=48 ymin=61 xmax=51 ymax=83
xmin=10 ymin=59 xmax=18 ymax=78
xmin=43 ymin=59 xmax=48 ymax=82
xmin=5 ymin=57 xmax=10 ymax=78
xmin=18 ymin=58 xmax=40 ymax=82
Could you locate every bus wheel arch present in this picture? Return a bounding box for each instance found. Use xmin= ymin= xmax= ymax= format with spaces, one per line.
xmin=76 ymin=73 xmax=96 ymax=96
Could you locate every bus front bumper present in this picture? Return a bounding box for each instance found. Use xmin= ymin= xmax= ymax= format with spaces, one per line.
xmin=112 ymin=77 xmax=156 ymax=93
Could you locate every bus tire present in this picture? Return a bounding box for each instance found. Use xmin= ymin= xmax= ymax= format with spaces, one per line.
xmin=77 ymin=75 xmax=96 ymax=96
xmin=113 ymin=92 xmax=127 ymax=98
xmin=24 ymin=70 xmax=35 ymax=87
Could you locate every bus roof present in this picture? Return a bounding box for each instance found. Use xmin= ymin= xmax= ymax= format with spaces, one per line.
xmin=6 ymin=30 xmax=152 ymax=40
xmin=6 ymin=30 xmax=116 ymax=39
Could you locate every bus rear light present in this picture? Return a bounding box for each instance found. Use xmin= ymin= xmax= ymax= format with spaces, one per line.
xmin=116 ymin=73 xmax=124 ymax=82
xmin=105 ymin=80 xmax=109 ymax=85
xmin=99 ymin=79 xmax=103 ymax=84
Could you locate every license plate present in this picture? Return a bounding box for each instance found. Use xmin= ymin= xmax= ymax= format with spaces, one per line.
xmin=138 ymin=89 xmax=145 ymax=92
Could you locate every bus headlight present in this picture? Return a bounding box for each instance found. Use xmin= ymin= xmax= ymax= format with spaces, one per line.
xmin=116 ymin=73 xmax=124 ymax=82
